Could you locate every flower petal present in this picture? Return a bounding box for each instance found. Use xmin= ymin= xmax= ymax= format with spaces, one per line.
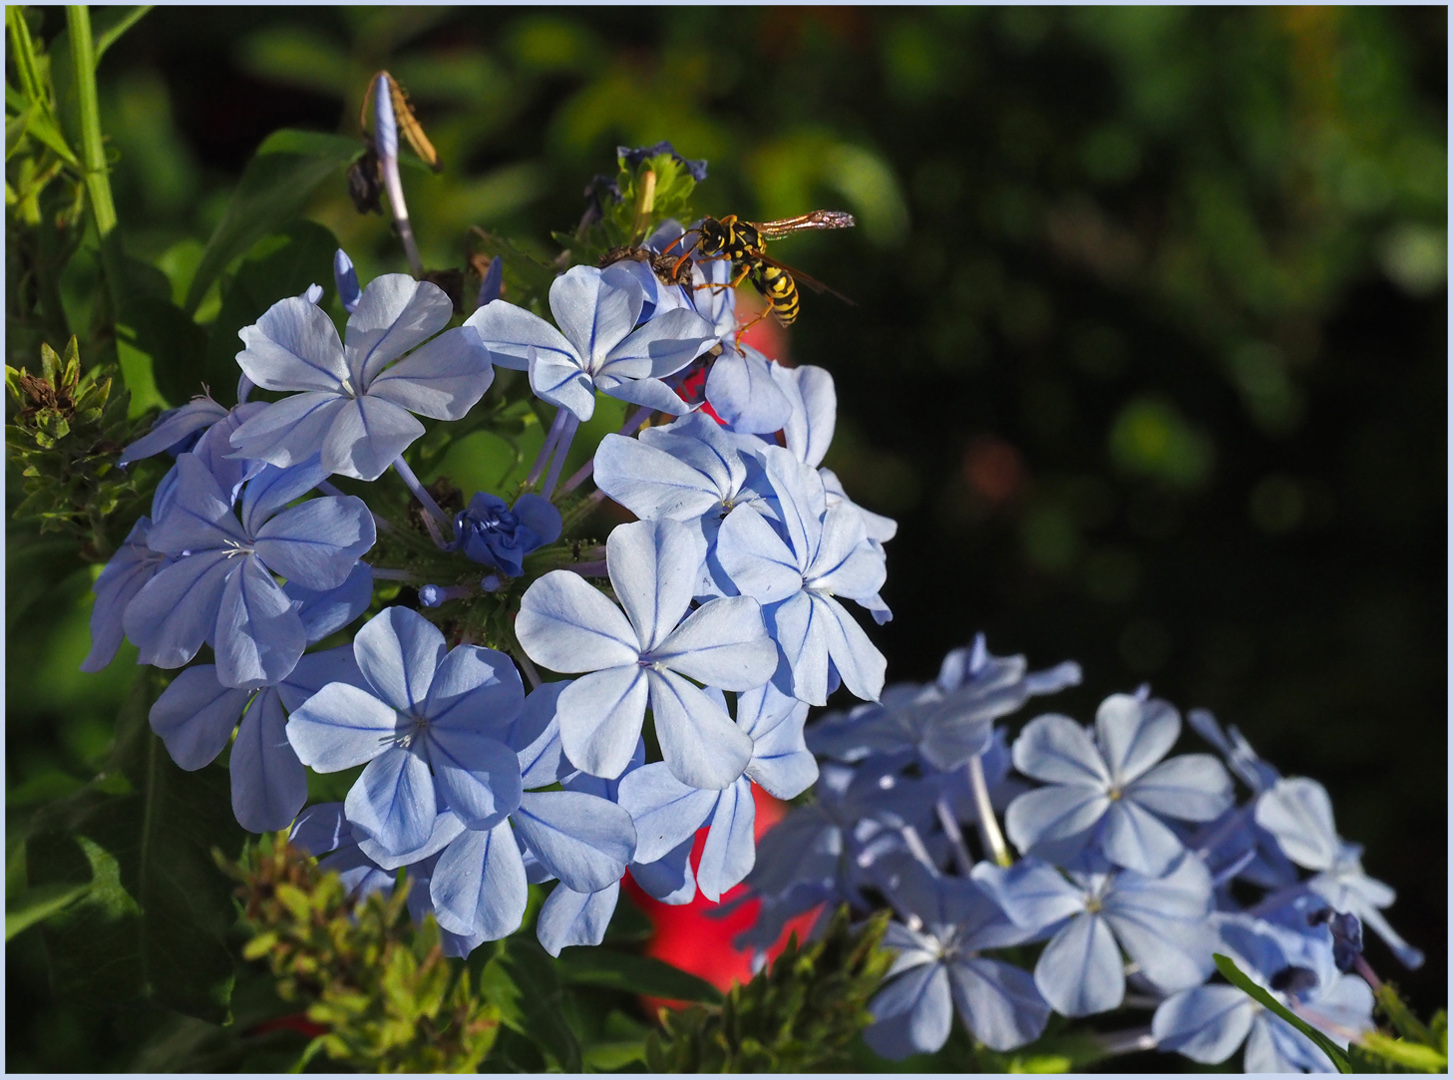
xmin=1011 ymin=713 xmax=1111 ymax=786
xmin=426 ymin=729 xmax=522 ymax=832
xmin=695 ymin=778 xmax=756 ymax=902
xmin=536 ymin=881 xmax=620 ymax=957
xmin=769 ymin=591 xmax=830 ymax=706
xmin=123 ymin=550 xmax=234 ymax=669
xmin=1095 ymin=693 xmax=1180 ymax=785
xmin=213 ymin=555 xmax=306 ymax=690
xmin=286 ymin=681 xmax=400 ymax=771
xmin=516 ymin=570 xmax=639 ymax=672
xmin=230 ymin=688 xmax=308 ymax=832
xmin=606 ymin=519 xmax=703 ymax=653
xmin=344 ymin=746 xmax=435 ymax=855
xmin=650 ymin=595 xmax=777 ymax=691
xmin=236 ymin=295 xmax=348 ymax=392
xmin=227 ymin=392 xmax=349 ymax=471
xmin=1153 ymin=985 xmax=1254 ymax=1065
xmin=648 ymin=668 xmax=753 ymax=790
xmin=431 ymin=822 xmax=529 ymax=940
xmin=422 ymin=644 xmax=525 ymax=733
xmin=353 ymin=605 xmax=447 ymax=713
xmin=817 ymin=593 xmax=886 ymax=702
xmin=615 ymin=762 xmax=717 ymax=864
xmin=1034 ymin=913 xmax=1124 ymax=1017
xmin=549 ymin=265 xmax=642 ymax=370
xmin=1128 ymin=753 xmax=1234 ymax=822
xmin=368 ymin=326 xmax=495 ymax=420
xmin=512 ymin=790 xmax=635 ymax=893
xmin=948 ymin=956 xmax=1050 ymax=1052
xmin=464 ymin=298 xmax=576 ymax=371
xmin=715 ymin=504 xmax=803 ymax=602
xmin=864 ymin=962 xmax=953 ymax=1059
xmin=555 ymin=666 xmax=649 ymax=780
xmin=149 ymin=664 xmax=250 ymax=770
xmin=254 ymin=495 xmax=375 ymax=591
xmin=322 ymin=393 xmax=425 ymax=481
xmin=345 ymin=274 xmax=454 ymax=388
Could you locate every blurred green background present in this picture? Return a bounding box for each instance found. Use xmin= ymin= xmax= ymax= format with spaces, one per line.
xmin=8 ymin=5 xmax=1446 ymax=1069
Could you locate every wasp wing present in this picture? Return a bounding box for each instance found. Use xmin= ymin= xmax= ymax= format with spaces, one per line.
xmin=751 ymin=210 xmax=857 ymax=240
xmin=754 ymin=253 xmax=857 ymax=306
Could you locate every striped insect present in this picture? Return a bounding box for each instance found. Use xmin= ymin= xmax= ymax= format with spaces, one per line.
xmin=670 ymin=211 xmax=857 ymax=332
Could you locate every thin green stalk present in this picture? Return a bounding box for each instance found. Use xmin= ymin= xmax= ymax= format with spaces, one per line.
xmin=7 ymin=7 xmax=46 ymax=103
xmin=65 ymin=5 xmax=126 ymax=306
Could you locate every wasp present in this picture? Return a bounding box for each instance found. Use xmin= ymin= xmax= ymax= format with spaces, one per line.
xmin=669 ymin=210 xmax=857 ymax=331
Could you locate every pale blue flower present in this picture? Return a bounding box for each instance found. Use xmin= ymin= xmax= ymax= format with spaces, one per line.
xmin=287 ymin=606 xmax=526 ymax=855
xmin=516 ymin=518 xmax=777 ymax=788
xmin=229 ymin=274 xmax=494 ymax=480
xmin=1005 ymin=692 xmax=1234 ymax=875
xmin=465 ymin=264 xmax=715 ymax=421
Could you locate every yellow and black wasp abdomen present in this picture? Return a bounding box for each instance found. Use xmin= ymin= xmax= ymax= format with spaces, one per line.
xmin=753 ymin=263 xmax=801 ymax=326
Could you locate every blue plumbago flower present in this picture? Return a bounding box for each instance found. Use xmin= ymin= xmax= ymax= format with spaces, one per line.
xmin=122 ymin=455 xmax=375 ymax=689
xmin=515 ymin=517 xmax=778 ymax=788
xmin=1005 ymin=692 xmax=1234 ymax=876
xmin=863 ymin=859 xmax=1050 ymax=1058
xmin=119 ymin=395 xmax=229 ymax=466
xmin=743 ymin=757 xmax=944 ymax=931
xmin=1153 ymin=913 xmax=1374 ymax=1071
xmin=715 ymin=445 xmax=887 ymax=705
xmin=1254 ymin=777 xmax=1423 ymax=969
xmin=228 ymin=274 xmax=494 ymax=480
xmin=82 ymin=516 xmax=170 ymax=673
xmin=513 ymin=705 xmax=700 ymax=949
xmin=151 ymin=401 xmax=270 ymax=520
xmin=465 ymin=264 xmax=715 ymax=422
xmin=808 ymin=636 xmax=1081 ymax=773
xmin=973 ymin=853 xmax=1216 ymax=1017
xmin=449 ymin=492 xmax=562 ymax=577
xmin=592 ymin=411 xmax=769 ymax=547
xmin=617 ymin=679 xmax=817 ymax=902
xmin=426 ymin=781 xmax=637 ymax=946
xmin=152 ymin=642 xmax=369 ymax=832
xmin=619 ymin=141 xmax=708 ymax=182
xmin=286 ymin=606 xmax=526 ymax=855
xmin=704 ymin=342 xmax=793 ymax=435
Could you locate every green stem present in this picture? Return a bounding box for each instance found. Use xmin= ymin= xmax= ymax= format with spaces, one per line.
xmin=65 ymin=5 xmax=126 ymax=307
xmin=7 ymin=7 xmax=46 ymax=103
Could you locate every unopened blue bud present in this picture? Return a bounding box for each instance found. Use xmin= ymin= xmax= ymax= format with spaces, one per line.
xmin=301 ymin=282 xmax=324 ymax=305
xmin=418 ymin=584 xmax=445 ymax=608
xmin=477 ymin=256 xmax=503 ymax=308
xmin=374 ymin=73 xmax=398 ymax=161
xmin=333 ymin=249 xmax=362 ymax=314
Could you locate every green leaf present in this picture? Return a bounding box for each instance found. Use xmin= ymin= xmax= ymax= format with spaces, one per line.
xmin=556 ymin=946 xmax=723 ymax=1005
xmin=201 ymin=220 xmax=341 ymax=403
xmin=482 ymin=936 xmax=582 ymax=1072
xmin=92 ymin=6 xmax=152 ymax=63
xmin=1213 ymin=953 xmax=1352 ymax=1073
xmin=5 ymin=880 xmax=92 ymax=940
xmin=25 ymin=673 xmax=247 ymax=1022
xmin=183 ymin=129 xmax=361 ymax=315
xmin=116 ymin=296 xmax=209 ymax=409
xmin=1356 ymin=1033 xmax=1448 ymax=1073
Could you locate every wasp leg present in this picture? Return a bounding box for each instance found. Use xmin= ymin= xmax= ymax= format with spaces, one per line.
xmin=695 ymin=261 xmax=753 ymax=296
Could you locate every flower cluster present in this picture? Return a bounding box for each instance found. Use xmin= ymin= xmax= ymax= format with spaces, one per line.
xmin=739 ymin=640 xmax=1422 ymax=1069
xmin=85 ymin=138 xmax=896 ymax=961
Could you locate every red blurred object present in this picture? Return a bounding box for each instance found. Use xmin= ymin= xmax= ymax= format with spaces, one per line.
xmin=962 ymin=434 xmax=1027 ymax=505
xmin=245 ymin=1012 xmax=329 ymax=1039
xmin=624 ymin=784 xmax=823 ymax=1012
xmin=735 ymin=292 xmax=789 ymax=362
xmin=673 ymin=363 xmax=725 ymax=425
